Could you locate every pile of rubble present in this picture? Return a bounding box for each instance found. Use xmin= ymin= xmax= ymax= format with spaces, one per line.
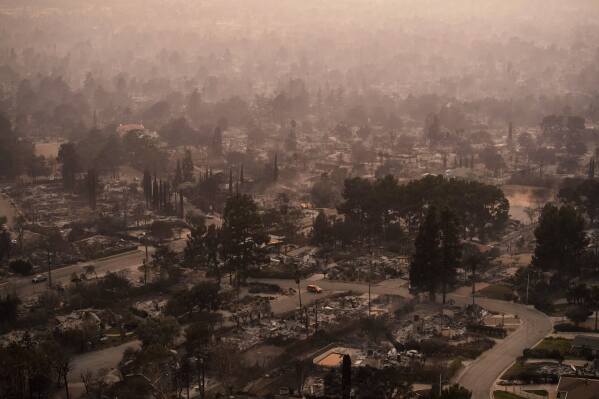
xmin=222 ymin=318 xmax=307 ymax=351
xmin=394 ymin=306 xmax=485 ymax=343
xmin=53 ymin=308 xmax=119 ymax=333
xmin=132 ymin=298 xmax=168 ymax=318
xmin=326 ymin=254 xmax=408 ymax=282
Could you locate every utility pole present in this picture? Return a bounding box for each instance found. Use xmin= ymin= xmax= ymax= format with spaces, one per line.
xmin=47 ymin=249 xmax=52 ymax=288
xmin=195 ymin=355 xmax=206 ymax=399
xmin=143 ymin=259 xmax=148 ymax=286
xmin=368 ymin=249 xmax=373 ymax=317
xmin=295 ymin=264 xmax=302 ymax=310
xmin=526 ymin=270 xmax=530 ymax=305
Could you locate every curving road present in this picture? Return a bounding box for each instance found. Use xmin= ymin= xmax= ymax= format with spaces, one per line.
xmin=451 ymin=295 xmax=552 ymax=399
xmin=43 ymin=273 xmax=550 ymax=399
xmin=252 ymin=276 xmax=552 ymax=399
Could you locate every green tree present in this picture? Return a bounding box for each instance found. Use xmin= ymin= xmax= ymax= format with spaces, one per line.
xmin=341 ymin=354 xmax=351 ymax=399
xmin=150 ymin=220 xmax=173 ymax=242
xmin=0 ymin=225 xmax=11 ymax=262
xmin=566 ymin=305 xmax=592 ymax=327
xmin=136 ymin=316 xmax=180 ymax=348
xmin=166 ymin=282 xmax=220 ymax=319
xmin=152 ymin=245 xmax=178 ymax=281
xmin=185 ymin=313 xmax=220 ymax=352
xmin=310 ymin=174 xmax=340 ymax=208
xmin=558 ymin=178 xmax=599 ymax=225
xmin=439 ymin=208 xmax=462 ymax=304
xmin=410 ymin=206 xmax=442 ymax=301
xmin=0 ymin=294 xmax=20 ymax=325
xmin=9 ymin=259 xmax=33 ymax=275
xmin=184 ymin=218 xmax=207 ymax=266
xmin=57 ymin=142 xmax=80 ymax=189
xmin=532 ymin=204 xmax=588 ymax=276
xmin=182 ymin=149 xmax=194 ymax=182
xmin=437 ymin=384 xmax=472 ymax=399
xmin=221 ymin=194 xmax=268 ymax=291
xmin=590 ymin=285 xmax=599 ymax=331
xmin=311 ymin=211 xmax=332 ymax=246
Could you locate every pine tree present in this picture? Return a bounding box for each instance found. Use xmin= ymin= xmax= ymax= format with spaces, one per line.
xmin=229 ymin=168 xmax=233 ymax=195
xmin=273 ymin=154 xmax=279 ymax=182
xmin=221 ymin=194 xmax=268 ymax=292
xmin=239 ymin=164 xmax=244 ymax=185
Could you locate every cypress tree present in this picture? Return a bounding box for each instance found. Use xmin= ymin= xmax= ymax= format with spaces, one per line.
xmin=341 ymin=354 xmax=351 ymax=399
xmin=174 ymin=160 xmax=183 ymax=187
xmin=179 ymin=190 xmax=184 ymax=219
xmin=152 ymin=176 xmax=159 ymax=210
xmin=410 ymin=206 xmax=442 ymax=301
xmin=182 ymin=149 xmax=194 ymax=182
xmin=439 ymin=207 xmax=461 ymax=304
xmin=87 ymin=169 xmax=97 ymax=210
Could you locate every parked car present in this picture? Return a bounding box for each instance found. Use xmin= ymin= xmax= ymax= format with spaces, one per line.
xmin=405 ymin=349 xmax=423 ymax=359
xmin=306 ymin=284 xmax=323 ymax=293
xmin=32 ymin=274 xmax=47 ymax=283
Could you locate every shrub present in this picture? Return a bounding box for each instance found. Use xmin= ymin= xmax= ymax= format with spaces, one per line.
xmin=248 ymin=282 xmax=281 ymax=294
xmin=9 ymin=259 xmax=33 ymax=275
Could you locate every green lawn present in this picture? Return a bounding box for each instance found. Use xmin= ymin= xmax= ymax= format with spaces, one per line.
xmin=502 ymin=362 xmax=537 ymax=379
xmin=494 ymin=391 xmax=527 ymax=399
xmin=533 ymin=337 xmax=572 ymax=354
xmin=479 ymin=284 xmax=515 ymax=301
xmin=524 ymin=390 xmax=548 ymax=397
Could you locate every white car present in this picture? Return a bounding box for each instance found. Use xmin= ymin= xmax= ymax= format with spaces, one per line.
xmin=32 ymin=274 xmax=47 ymax=284
xmin=405 ymin=350 xmax=423 ymax=359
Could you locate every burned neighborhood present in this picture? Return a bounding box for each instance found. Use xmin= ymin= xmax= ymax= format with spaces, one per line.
xmin=2 ymin=1 xmax=599 ymax=399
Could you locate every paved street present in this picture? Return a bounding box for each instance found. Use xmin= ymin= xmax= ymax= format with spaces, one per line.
xmin=249 ymin=276 xmax=412 ymax=314
xmin=0 ymin=249 xmax=147 ymax=298
xmin=451 ymin=295 xmax=552 ymax=399
xmin=41 ymin=271 xmax=549 ymax=399
xmin=253 ymin=276 xmax=552 ymax=399
xmin=68 ymin=340 xmax=141 ymax=382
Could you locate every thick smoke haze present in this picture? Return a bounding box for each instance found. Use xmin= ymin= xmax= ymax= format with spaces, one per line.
xmin=2 ymin=2 xmax=599 ymax=399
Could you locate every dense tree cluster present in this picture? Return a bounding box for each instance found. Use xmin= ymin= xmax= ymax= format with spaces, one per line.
xmin=312 ymin=175 xmax=509 ymax=247
xmin=0 ymin=335 xmax=72 ymax=399
xmin=558 ymin=178 xmax=599 ymax=225
xmin=221 ymin=194 xmax=268 ymax=288
xmin=0 ymin=113 xmax=44 ymax=180
xmin=531 ymin=204 xmax=588 ymax=277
